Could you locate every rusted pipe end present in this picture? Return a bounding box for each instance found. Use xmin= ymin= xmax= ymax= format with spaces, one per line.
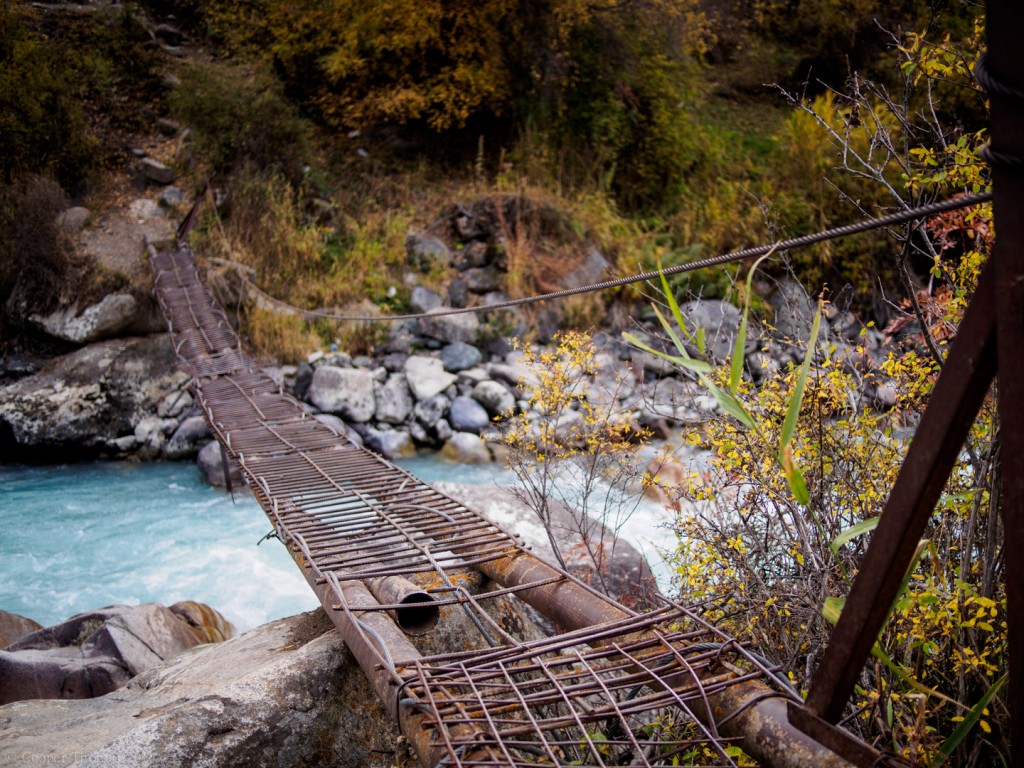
xmin=393 ymin=592 xmax=440 ymax=636
xmin=365 ymin=575 xmax=441 ymax=636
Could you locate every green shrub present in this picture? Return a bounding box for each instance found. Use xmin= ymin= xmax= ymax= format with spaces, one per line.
xmin=0 ymin=3 xmax=164 ymax=189
xmin=0 ymin=176 xmax=73 ymax=326
xmin=169 ymin=62 xmax=312 ymax=181
xmin=0 ymin=5 xmax=94 ymax=187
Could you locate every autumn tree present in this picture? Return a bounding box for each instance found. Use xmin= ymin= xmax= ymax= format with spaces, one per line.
xmin=193 ymin=0 xmax=710 ymax=207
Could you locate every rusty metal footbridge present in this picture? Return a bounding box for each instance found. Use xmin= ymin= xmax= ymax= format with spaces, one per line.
xmin=148 ymin=234 xmax=895 ymax=768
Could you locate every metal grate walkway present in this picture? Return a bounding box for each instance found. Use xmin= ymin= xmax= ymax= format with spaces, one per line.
xmin=149 ymin=242 xmax=884 ymax=768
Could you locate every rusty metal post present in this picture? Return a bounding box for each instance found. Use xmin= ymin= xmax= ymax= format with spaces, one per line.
xmin=986 ymin=1 xmax=1024 ymax=759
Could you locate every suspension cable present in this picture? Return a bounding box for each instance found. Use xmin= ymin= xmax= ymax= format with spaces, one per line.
xmin=216 ymin=191 xmax=991 ymax=323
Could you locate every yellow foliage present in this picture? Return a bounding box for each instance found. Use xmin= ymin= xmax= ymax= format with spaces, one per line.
xmin=499 ymin=331 xmax=651 ymax=593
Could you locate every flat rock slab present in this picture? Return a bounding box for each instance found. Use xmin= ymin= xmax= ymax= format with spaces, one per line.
xmin=0 ymin=603 xmax=233 ymax=706
xmin=0 ymin=611 xmax=395 ymax=768
xmin=0 ymin=598 xmax=545 ymax=768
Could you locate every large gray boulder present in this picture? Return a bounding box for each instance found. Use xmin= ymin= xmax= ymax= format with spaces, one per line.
xmin=162 ymin=415 xmax=211 ymax=460
xmin=0 ymin=603 xmax=233 ymax=705
xmin=768 ymin=277 xmax=818 ymax=343
xmin=406 ymin=233 xmax=451 ymax=272
xmin=677 ymin=299 xmax=742 ymax=362
xmin=363 ymin=429 xmax=416 ymax=460
xmin=307 ymin=366 xmax=376 ymax=422
xmin=373 ymin=374 xmax=413 ymax=425
xmin=29 ymin=292 xmax=165 ymax=345
xmin=440 ymin=342 xmax=482 ymax=373
xmin=413 ymin=394 xmax=450 ymax=429
xmin=403 ymin=356 xmax=456 ymax=401
xmin=197 ymin=440 xmax=245 ymax=488
xmin=471 ymin=380 xmax=515 ymax=418
xmin=0 ymin=599 xmax=544 ymax=768
xmin=558 ymin=247 xmax=610 ymax=290
xmin=447 ymin=395 xmax=490 ymax=434
xmin=0 ymin=335 xmax=186 ymax=456
xmin=416 ymin=307 xmax=479 ymax=345
xmin=0 ymin=611 xmax=392 ymax=768
xmin=409 ymin=285 xmax=442 ymax=314
xmin=440 ymin=432 xmax=492 ymax=464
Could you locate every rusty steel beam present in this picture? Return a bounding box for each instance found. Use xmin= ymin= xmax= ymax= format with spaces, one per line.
xmin=987 ymin=1 xmax=1024 ymax=759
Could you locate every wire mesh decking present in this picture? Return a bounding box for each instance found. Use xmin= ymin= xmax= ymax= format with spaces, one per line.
xmin=149 ymin=243 xmax=880 ymax=768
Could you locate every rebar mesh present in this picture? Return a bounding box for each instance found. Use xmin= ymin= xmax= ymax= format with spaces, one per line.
xmin=402 ymin=601 xmax=796 ymax=768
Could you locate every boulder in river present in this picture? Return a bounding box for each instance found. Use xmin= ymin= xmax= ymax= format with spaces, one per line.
xmin=0 ymin=603 xmax=234 ymax=706
xmin=363 ymin=428 xmax=416 ymax=460
xmin=197 ymin=440 xmax=245 ymax=489
xmin=163 ymin=415 xmax=212 ymax=460
xmin=440 ymin=432 xmax=492 ymax=464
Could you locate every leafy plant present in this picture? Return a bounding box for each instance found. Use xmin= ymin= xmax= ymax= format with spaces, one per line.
xmin=169 ymin=61 xmax=312 ymax=181
xmin=499 ymin=331 xmax=652 ymax=597
xmin=624 ymin=254 xmax=821 ymax=504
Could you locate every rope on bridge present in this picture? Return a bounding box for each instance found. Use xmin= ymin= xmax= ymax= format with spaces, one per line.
xmin=148 ymin=239 xmax=894 ymax=767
